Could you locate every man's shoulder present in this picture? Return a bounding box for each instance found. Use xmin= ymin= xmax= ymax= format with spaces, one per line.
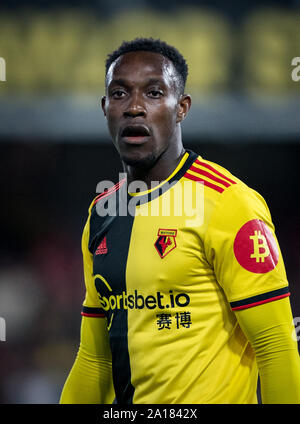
xmin=91 ymin=177 xmax=127 ymax=210
xmin=184 ymin=152 xmax=269 ymax=222
xmin=184 ymin=153 xmax=247 ymax=196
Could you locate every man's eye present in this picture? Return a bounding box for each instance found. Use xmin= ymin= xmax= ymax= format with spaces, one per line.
xmin=148 ymin=90 xmax=163 ymax=98
xmin=112 ymin=90 xmax=126 ymax=98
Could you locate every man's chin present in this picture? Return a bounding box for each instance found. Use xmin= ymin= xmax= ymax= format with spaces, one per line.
xmin=120 ymin=151 xmax=158 ymax=168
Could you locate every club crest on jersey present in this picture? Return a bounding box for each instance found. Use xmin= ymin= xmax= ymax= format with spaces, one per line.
xmin=154 ymin=229 xmax=177 ymax=258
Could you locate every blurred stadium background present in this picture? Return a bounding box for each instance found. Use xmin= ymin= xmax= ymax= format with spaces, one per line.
xmin=0 ymin=0 xmax=300 ymax=403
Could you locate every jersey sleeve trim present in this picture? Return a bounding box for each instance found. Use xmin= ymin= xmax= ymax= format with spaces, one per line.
xmin=81 ymin=306 xmax=106 ymax=318
xmin=230 ymin=286 xmax=290 ymax=311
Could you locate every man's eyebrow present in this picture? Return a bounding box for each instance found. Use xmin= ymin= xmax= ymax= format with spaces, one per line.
xmin=109 ymin=77 xmax=166 ymax=88
xmin=109 ymin=78 xmax=127 ymax=86
xmin=144 ymin=78 xmax=165 ymax=86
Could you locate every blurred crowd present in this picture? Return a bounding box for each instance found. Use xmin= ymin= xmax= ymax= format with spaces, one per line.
xmin=0 ymin=230 xmax=84 ymax=403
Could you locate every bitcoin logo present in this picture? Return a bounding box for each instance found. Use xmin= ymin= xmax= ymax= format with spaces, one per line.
xmin=233 ymin=219 xmax=279 ymax=273
xmin=249 ymin=230 xmax=270 ymax=263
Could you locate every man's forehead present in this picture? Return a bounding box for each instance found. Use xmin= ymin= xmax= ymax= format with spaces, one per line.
xmin=106 ymin=51 xmax=177 ymax=87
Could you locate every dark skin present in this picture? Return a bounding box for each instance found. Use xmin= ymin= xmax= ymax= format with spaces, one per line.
xmin=101 ymin=51 xmax=191 ymax=189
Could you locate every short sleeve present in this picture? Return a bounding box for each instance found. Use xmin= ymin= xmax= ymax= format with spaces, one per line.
xmin=81 ymin=200 xmax=106 ymax=318
xmin=204 ymin=183 xmax=290 ymax=311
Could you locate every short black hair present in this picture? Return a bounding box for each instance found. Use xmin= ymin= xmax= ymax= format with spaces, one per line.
xmin=105 ymin=37 xmax=188 ymax=95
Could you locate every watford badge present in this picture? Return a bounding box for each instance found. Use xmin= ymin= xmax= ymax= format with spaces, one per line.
xmin=155 ymin=229 xmax=177 ymax=258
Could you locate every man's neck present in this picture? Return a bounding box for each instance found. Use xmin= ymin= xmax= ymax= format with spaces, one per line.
xmin=123 ymin=145 xmax=186 ymax=191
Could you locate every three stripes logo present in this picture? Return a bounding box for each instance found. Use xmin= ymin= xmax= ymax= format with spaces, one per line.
xmin=95 ymin=237 xmax=108 ymax=255
xmin=184 ymin=159 xmax=236 ymax=193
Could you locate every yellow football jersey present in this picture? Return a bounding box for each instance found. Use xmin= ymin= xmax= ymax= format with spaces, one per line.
xmin=81 ymin=150 xmax=289 ymax=404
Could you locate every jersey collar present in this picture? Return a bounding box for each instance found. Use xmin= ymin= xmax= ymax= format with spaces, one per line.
xmin=126 ymin=149 xmax=198 ymax=205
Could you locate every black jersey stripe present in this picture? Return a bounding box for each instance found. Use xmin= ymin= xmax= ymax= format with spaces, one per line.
xmin=230 ymin=286 xmax=290 ymax=311
xmin=81 ymin=306 xmax=105 ymax=317
xmin=103 ymin=213 xmax=135 ymax=404
xmin=88 ymin=183 xmax=136 ymax=403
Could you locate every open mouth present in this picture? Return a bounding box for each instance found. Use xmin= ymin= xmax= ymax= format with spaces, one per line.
xmin=121 ymin=125 xmax=150 ymax=144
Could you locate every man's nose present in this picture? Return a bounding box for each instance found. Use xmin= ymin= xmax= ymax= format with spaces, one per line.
xmin=123 ymin=93 xmax=146 ymax=118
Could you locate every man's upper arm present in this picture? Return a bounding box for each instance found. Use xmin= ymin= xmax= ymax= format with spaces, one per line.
xmin=60 ymin=200 xmax=114 ymax=404
xmin=204 ymin=183 xmax=300 ymax=403
xmin=81 ymin=199 xmax=106 ymax=317
xmin=204 ymin=183 xmax=289 ymax=308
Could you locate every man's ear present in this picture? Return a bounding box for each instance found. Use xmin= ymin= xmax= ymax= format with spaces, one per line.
xmin=176 ymin=94 xmax=191 ymax=124
xmin=101 ymin=96 xmax=107 ymax=117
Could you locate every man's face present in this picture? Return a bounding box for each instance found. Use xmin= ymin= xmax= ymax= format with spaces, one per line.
xmin=102 ymin=51 xmax=184 ymax=167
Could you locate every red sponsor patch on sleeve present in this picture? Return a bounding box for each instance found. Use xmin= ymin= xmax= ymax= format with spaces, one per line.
xmin=233 ymin=219 xmax=279 ymax=273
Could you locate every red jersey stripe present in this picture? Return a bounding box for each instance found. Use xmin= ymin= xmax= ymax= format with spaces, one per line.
xmin=97 ymin=178 xmax=125 ymax=197
xmin=195 ymin=159 xmax=236 ymax=185
xmin=184 ymin=172 xmax=224 ymax=193
xmin=93 ymin=184 xmax=119 ymax=204
xmin=231 ymin=292 xmax=290 ymax=311
xmin=94 ymin=188 xmax=117 ymax=205
xmin=81 ymin=312 xmax=106 ymax=318
xmin=95 ymin=178 xmax=124 ymax=200
xmin=189 ymin=165 xmax=231 ymax=187
xmin=93 ymin=178 xmax=126 ymax=205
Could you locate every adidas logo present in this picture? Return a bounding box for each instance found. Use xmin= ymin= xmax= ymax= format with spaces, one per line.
xmin=95 ymin=237 xmax=108 ymax=255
